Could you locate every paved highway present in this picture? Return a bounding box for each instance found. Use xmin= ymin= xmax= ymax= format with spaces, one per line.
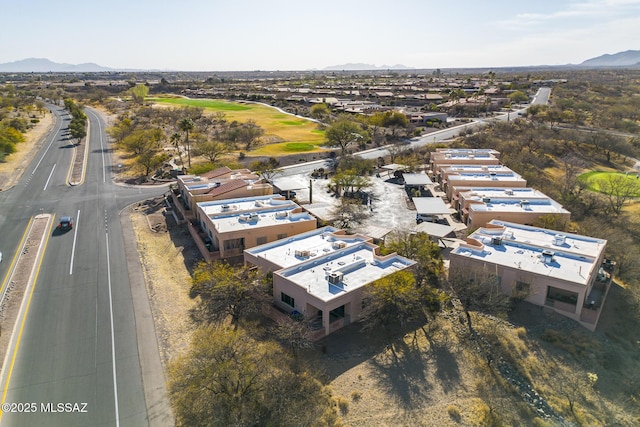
xmin=0 ymin=107 xmax=167 ymax=426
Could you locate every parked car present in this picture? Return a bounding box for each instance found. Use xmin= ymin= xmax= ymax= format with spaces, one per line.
xmin=58 ymin=216 xmax=73 ymax=231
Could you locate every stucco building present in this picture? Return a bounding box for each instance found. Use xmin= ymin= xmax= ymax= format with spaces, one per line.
xmin=449 ymin=220 xmax=612 ymax=331
xmin=191 ymin=194 xmax=316 ymax=261
xmin=244 ymin=226 xmax=416 ymax=338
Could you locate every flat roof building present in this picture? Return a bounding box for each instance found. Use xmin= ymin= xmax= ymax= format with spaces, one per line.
xmin=190 ymin=194 xmax=317 ymax=261
xmin=456 ymin=187 xmax=570 ymax=228
xmin=430 ymin=149 xmax=501 ymax=176
xmin=172 ymin=167 xmax=273 ymax=220
xmin=449 ymin=220 xmax=611 ymax=331
xmin=445 ymin=170 xmax=527 ymax=199
xmin=244 ymin=227 xmax=416 ymax=338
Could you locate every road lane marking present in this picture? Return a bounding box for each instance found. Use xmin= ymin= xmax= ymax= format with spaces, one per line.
xmin=32 ymin=109 xmax=64 ymax=175
xmin=69 ymin=209 xmax=81 ymax=275
xmin=105 ymin=231 xmax=121 ymax=426
xmin=43 ymin=163 xmax=56 ymax=191
xmin=0 ymin=216 xmax=54 ymax=422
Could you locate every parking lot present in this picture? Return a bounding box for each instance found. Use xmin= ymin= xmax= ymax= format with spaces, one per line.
xmin=278 ymin=171 xmax=467 ymax=242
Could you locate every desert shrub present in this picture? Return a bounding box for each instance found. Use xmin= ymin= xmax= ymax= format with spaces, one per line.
xmin=350 ymin=390 xmax=362 ymax=402
xmin=447 ymin=404 xmax=461 ymax=421
xmin=334 ymin=396 xmax=349 ymax=416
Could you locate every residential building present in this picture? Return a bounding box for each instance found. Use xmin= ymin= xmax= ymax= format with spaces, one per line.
xmin=171 ymin=166 xmax=273 ymax=220
xmin=191 ymin=194 xmax=316 ymax=261
xmin=449 ymin=220 xmax=612 ymax=331
xmin=244 ymin=227 xmax=416 ymax=338
xmin=456 ymin=187 xmax=570 ymax=228
xmin=430 ymin=149 xmax=501 ymax=178
xmin=444 ymin=170 xmax=527 ymax=200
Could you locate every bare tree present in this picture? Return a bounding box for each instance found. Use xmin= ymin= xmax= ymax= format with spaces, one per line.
xmin=448 ymin=264 xmax=511 ymax=334
xmin=596 ymin=173 xmax=640 ymax=215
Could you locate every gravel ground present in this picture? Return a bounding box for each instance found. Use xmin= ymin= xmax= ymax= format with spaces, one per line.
xmin=129 ymin=202 xmax=198 ymax=366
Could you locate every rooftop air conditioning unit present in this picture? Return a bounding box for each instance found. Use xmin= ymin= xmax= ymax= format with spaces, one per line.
xmin=505 ymin=189 xmax=514 ymax=195
xmin=275 ymin=211 xmax=288 ymax=218
xmin=492 ymin=236 xmax=503 ymax=246
xmin=332 ymin=241 xmax=347 ymax=249
xmin=221 ymin=204 xmax=230 ymax=212
xmin=541 ymin=249 xmax=555 ymax=263
xmin=295 ymin=249 xmax=310 ymax=257
xmin=553 ymin=234 xmax=566 ymax=246
xmin=482 ymin=197 xmax=491 ymax=203
xmin=328 ymin=272 xmax=343 ymax=285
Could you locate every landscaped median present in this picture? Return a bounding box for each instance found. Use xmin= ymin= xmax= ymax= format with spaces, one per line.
xmin=0 ymin=214 xmax=53 ymax=384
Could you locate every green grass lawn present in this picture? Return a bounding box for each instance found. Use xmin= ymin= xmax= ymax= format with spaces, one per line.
xmin=578 ymin=170 xmax=640 ymax=196
xmin=150 ymin=97 xmax=326 ymax=156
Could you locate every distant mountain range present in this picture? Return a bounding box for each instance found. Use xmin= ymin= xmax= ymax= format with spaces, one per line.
xmin=580 ymin=50 xmax=640 ymax=67
xmin=0 ymin=58 xmax=122 ymax=72
xmin=322 ymin=63 xmax=412 ymax=71
xmin=1 ymin=51 xmax=638 ymax=73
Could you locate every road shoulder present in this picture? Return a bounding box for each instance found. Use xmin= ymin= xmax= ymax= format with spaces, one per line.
xmin=120 ymin=211 xmax=175 ymax=427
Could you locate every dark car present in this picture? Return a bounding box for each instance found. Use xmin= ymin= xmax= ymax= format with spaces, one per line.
xmin=58 ymin=216 xmax=73 ymax=231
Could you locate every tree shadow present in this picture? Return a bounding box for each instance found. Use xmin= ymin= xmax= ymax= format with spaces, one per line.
xmin=429 ymin=341 xmax=461 ymax=394
xmin=368 ymin=335 xmax=432 ymax=409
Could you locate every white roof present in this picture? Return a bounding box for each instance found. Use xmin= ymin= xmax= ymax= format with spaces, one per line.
xmin=452 ymin=220 xmax=607 ymax=286
xmin=381 ymin=163 xmax=408 ymax=171
xmin=198 ymin=195 xmax=292 ymax=216
xmin=458 ymin=187 xmax=546 ymax=199
xmin=276 ymin=243 xmax=416 ymax=302
xmin=468 ymin=199 xmax=568 ymax=215
xmin=273 ymin=177 xmax=307 ymax=192
xmin=403 ymin=173 xmax=433 ymax=186
xmin=413 ymin=197 xmax=450 ymax=215
xmin=209 ymin=208 xmax=315 ymax=234
xmin=245 ymin=227 xmax=369 ymax=269
xmin=415 ymin=222 xmax=455 ymax=238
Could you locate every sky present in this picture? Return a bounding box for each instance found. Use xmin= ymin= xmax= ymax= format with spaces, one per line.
xmin=1 ymin=0 xmax=639 ymax=71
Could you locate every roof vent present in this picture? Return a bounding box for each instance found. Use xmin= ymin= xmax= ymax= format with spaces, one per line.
xmin=553 ymin=234 xmax=566 ymax=246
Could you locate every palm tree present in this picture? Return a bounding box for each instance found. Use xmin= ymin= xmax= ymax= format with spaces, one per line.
xmin=170 ymin=133 xmax=184 ymax=167
xmin=178 ymin=118 xmax=195 ymax=168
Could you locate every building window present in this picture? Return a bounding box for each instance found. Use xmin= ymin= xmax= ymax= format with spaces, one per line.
xmin=277 ymin=233 xmax=287 ymax=240
xmin=257 ymin=236 xmax=267 ymax=245
xmin=281 ymin=292 xmax=295 ymax=308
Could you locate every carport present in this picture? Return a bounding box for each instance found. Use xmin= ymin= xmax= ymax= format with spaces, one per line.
xmin=413 ymin=197 xmax=450 ymax=217
xmin=378 ymin=163 xmax=408 ymax=178
xmin=414 ymin=221 xmax=456 ymax=247
xmin=403 ymin=173 xmax=432 ymax=187
xmin=272 ymin=177 xmax=307 ymax=199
